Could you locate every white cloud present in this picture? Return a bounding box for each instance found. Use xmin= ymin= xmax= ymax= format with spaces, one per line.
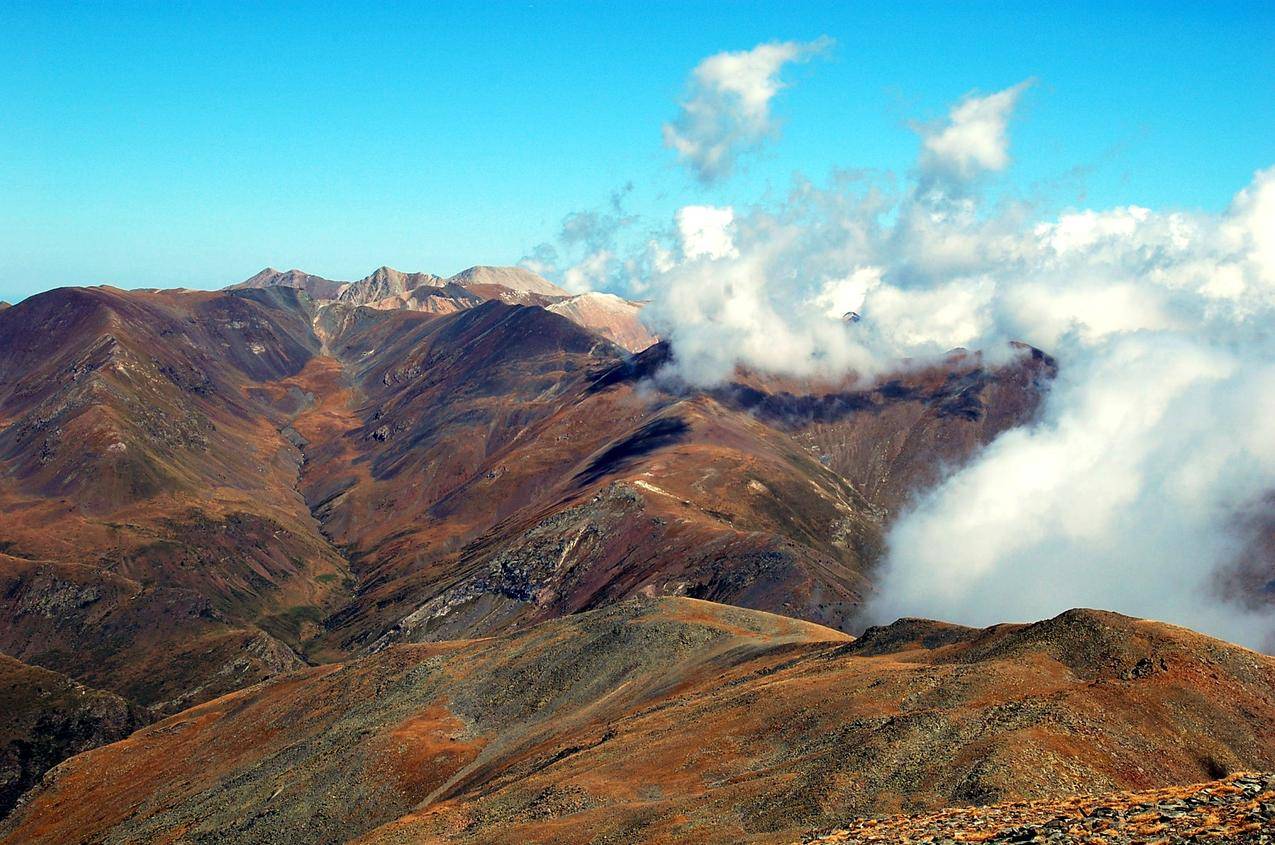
xmin=532 ymin=74 xmax=1275 ymax=647
xmin=676 ymin=205 xmax=738 ymax=260
xmin=918 ymin=80 xmax=1032 ymax=189
xmin=808 ymin=266 xmax=882 ymax=317
xmin=1226 ymin=165 xmax=1275 ymax=286
xmin=519 ymin=186 xmax=639 ymax=294
xmin=562 ymin=249 xmax=615 ymax=294
xmin=663 ymin=38 xmax=832 ymax=183
xmin=873 ymin=327 xmax=1275 ymax=650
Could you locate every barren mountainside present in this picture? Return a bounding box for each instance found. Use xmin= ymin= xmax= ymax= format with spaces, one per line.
xmin=0 ymin=276 xmax=1269 ymax=843
xmin=2 ymin=598 xmax=1272 ymax=844
xmin=0 ymin=281 xmax=1055 ymax=714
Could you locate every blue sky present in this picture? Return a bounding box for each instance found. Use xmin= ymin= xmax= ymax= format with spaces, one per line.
xmin=2 ymin=1 xmax=1272 ymax=303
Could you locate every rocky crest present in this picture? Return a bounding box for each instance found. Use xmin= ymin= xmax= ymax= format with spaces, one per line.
xmin=801 ymin=772 xmax=1275 ymax=844
xmin=230 ymin=264 xmax=654 ymax=351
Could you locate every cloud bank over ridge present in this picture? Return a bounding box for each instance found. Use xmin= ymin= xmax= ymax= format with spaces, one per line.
xmin=529 ymin=49 xmax=1275 ymax=648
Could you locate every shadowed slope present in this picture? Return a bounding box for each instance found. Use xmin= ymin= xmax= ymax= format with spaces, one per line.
xmin=708 ymin=345 xmax=1057 ymax=517
xmin=307 ymin=302 xmax=886 ymax=648
xmin=0 ymin=653 xmax=148 ymax=819
xmin=3 ymin=599 xmax=1271 ymax=845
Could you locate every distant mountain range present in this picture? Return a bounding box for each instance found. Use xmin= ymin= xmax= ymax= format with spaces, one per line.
xmin=0 ymin=272 xmax=1271 ymax=841
xmin=231 ymin=264 xmax=657 ymax=352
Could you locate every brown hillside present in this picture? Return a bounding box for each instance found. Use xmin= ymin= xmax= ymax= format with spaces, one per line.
xmin=3 ymin=598 xmax=1271 ymax=844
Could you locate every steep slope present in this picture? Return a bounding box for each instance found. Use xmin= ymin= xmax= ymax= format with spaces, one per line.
xmin=0 ymin=286 xmax=350 ymax=710
xmin=0 ymin=653 xmax=148 ymax=818
xmin=0 ymin=283 xmax=1056 ymax=712
xmin=712 ymin=344 xmax=1056 ymax=516
xmin=308 ymin=302 xmax=887 ymax=648
xmin=4 ymin=598 xmax=1271 ymax=845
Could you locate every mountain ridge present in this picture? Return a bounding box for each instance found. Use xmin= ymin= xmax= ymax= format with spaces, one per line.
xmin=228 ymin=264 xmax=651 ymax=352
xmin=3 ymin=596 xmax=1271 ymax=844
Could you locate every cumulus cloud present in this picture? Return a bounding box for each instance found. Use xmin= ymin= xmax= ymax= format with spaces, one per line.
xmin=675 ymin=205 xmax=738 ymax=260
xmin=918 ymin=80 xmax=1033 ymax=190
xmin=874 ymin=326 xmax=1275 ymax=649
xmin=664 ymin=38 xmax=833 ymax=183
xmin=638 ymin=169 xmax=1017 ymax=383
xmin=870 ymin=170 xmax=1275 ymax=651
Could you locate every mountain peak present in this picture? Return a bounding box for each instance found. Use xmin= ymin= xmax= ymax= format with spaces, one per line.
xmin=366 ymin=265 xmax=402 ymax=280
xmin=546 ymin=290 xmax=658 ymax=352
xmin=448 ymin=265 xmax=569 ymax=297
xmin=235 ymin=267 xmax=285 ymax=287
xmin=229 ymin=267 xmax=347 ymax=299
xmin=332 ymin=266 xmax=444 ymax=306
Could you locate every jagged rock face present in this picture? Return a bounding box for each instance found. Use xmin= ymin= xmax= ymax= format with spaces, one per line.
xmin=0 ymin=653 xmax=148 ymax=819
xmin=3 ymin=598 xmax=1272 ymax=845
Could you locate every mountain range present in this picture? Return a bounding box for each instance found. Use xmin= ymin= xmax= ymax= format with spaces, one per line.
xmin=232 ymin=264 xmax=657 ymax=352
xmin=0 ymin=267 xmax=1271 ymax=841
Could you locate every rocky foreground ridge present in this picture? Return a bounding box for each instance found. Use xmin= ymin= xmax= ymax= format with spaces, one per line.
xmin=0 ymin=654 xmax=148 ymax=818
xmin=3 ymin=597 xmax=1272 ymax=844
xmin=800 ymin=772 xmax=1275 ymax=844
